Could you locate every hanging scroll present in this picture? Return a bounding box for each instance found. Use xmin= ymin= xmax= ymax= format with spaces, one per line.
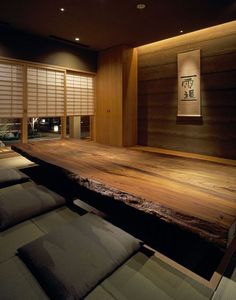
xmin=177 ymin=49 xmax=201 ymax=117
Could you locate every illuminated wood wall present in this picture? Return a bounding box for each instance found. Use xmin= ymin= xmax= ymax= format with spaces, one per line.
xmin=138 ymin=21 xmax=236 ymax=159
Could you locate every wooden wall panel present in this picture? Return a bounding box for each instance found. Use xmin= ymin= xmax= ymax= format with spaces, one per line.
xmin=122 ymin=48 xmax=137 ymax=146
xmin=96 ymin=46 xmax=137 ymax=147
xmin=137 ymin=21 xmax=236 ymax=159
xmin=96 ymin=46 xmax=123 ymax=146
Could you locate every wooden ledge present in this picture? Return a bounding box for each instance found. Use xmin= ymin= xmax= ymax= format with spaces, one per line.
xmin=129 ymin=145 xmax=236 ymax=167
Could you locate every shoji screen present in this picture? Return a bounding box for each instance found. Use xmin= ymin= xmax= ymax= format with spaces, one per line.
xmin=66 ymin=73 xmax=94 ymax=116
xmin=0 ymin=62 xmax=23 ymax=118
xmin=27 ymin=67 xmax=65 ymax=117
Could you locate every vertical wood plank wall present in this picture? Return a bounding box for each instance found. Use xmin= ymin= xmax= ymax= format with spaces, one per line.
xmin=137 ymin=21 xmax=236 ymax=159
xmin=96 ymin=46 xmax=137 ymax=146
xmin=123 ymin=48 xmax=137 ymax=146
xmin=96 ymin=46 xmax=123 ymax=146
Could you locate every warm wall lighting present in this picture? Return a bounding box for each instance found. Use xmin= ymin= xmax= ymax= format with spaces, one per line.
xmin=180 ymin=30 xmax=184 ymax=33
xmin=60 ymin=8 xmax=65 ymax=12
xmin=75 ymin=37 xmax=80 ymax=41
xmin=138 ymin=21 xmax=236 ymax=52
xmin=137 ymin=3 xmax=146 ymax=10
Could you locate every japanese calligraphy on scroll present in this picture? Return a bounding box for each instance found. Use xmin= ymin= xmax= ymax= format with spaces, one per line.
xmin=177 ymin=49 xmax=201 ymax=117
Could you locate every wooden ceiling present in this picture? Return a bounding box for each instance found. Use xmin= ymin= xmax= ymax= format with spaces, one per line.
xmin=0 ymin=0 xmax=235 ymax=50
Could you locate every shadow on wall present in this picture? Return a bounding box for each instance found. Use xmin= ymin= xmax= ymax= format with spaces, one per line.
xmin=176 ymin=116 xmax=203 ymax=125
xmin=0 ymin=27 xmax=97 ymax=72
xmin=201 ymin=79 xmax=236 ymax=159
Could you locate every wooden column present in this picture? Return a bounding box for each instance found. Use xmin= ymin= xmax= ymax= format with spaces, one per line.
xmin=60 ymin=116 xmax=67 ymax=138
xmin=90 ymin=116 xmax=94 ymax=140
xmin=61 ymin=70 xmax=67 ymax=139
xmin=21 ymin=64 xmax=28 ymax=143
xmin=69 ymin=116 xmax=81 ymax=138
xmin=21 ymin=116 xmax=28 ymax=143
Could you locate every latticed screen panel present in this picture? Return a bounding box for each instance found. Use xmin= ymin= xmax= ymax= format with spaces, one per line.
xmin=0 ymin=62 xmax=23 ymax=118
xmin=0 ymin=61 xmax=95 ymax=120
xmin=66 ymin=73 xmax=94 ymax=116
xmin=27 ymin=67 xmax=65 ymax=117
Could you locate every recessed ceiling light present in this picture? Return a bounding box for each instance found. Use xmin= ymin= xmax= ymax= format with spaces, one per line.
xmin=60 ymin=8 xmax=65 ymax=12
xmin=137 ymin=3 xmax=146 ymax=10
xmin=75 ymin=37 xmax=80 ymax=41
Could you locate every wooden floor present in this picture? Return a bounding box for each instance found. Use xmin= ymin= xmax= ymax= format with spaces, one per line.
xmin=12 ymin=139 xmax=236 ymax=249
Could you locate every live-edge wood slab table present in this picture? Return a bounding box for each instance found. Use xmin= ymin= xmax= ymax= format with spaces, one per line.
xmin=12 ymin=139 xmax=236 ymax=249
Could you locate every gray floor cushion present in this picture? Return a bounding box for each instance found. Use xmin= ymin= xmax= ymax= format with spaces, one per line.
xmin=0 ymin=182 xmax=65 ymax=231
xmin=18 ymin=213 xmax=142 ymax=300
xmin=0 ymin=168 xmax=29 ymax=188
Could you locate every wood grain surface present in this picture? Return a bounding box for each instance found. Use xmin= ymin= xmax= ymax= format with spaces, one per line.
xmin=96 ymin=46 xmax=137 ymax=147
xmin=12 ymin=139 xmax=236 ymax=248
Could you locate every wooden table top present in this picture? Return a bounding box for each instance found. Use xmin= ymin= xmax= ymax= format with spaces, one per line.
xmin=12 ymin=139 xmax=236 ymax=248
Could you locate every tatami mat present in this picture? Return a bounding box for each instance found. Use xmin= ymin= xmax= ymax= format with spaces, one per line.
xmin=212 ymin=253 xmax=236 ymax=300
xmin=0 ymin=256 xmax=49 ymax=300
xmin=31 ymin=206 xmax=81 ymax=233
xmin=0 ymin=155 xmax=34 ymax=169
xmin=97 ymin=251 xmax=212 ymax=300
xmin=0 ymin=146 xmax=11 ymax=153
xmin=0 ymin=221 xmax=44 ymax=263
